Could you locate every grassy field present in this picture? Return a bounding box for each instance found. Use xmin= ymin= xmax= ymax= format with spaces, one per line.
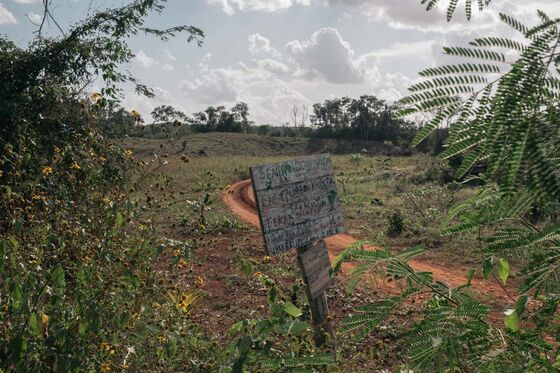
xmin=129 ymin=138 xmax=481 ymax=266
xmin=120 ymin=132 xmax=411 ymax=159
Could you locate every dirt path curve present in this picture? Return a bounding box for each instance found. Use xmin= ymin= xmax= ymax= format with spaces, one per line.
xmin=223 ymin=179 xmax=514 ymax=305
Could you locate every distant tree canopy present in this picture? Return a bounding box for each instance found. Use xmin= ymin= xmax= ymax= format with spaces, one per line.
xmin=190 ymin=102 xmax=253 ymax=133
xmin=151 ymin=105 xmax=187 ymax=124
xmin=136 ymin=96 xmax=419 ymax=146
xmin=310 ymin=95 xmax=417 ymax=144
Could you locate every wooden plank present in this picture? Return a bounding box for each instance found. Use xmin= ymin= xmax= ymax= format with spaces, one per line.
xmin=297 ymin=242 xmax=334 ymax=347
xmin=299 ymin=240 xmax=333 ymax=300
xmin=251 ymin=154 xmax=334 ymax=191
xmin=250 ymin=154 xmax=344 ymax=256
xmin=263 ymin=212 xmax=343 ymax=256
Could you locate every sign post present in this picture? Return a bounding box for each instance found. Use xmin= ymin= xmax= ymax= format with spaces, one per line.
xmin=250 ymin=154 xmax=344 ymax=346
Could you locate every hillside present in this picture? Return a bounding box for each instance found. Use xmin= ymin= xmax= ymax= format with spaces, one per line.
xmin=120 ymin=132 xmax=413 ymax=158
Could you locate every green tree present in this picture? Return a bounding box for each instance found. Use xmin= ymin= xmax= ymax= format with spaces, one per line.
xmin=151 ymin=104 xmax=187 ymax=124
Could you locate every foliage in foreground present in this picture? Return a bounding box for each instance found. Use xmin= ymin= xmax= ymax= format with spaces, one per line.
xmin=338 ymin=4 xmax=560 ymax=372
xmin=0 ymin=0 xmax=213 ymax=370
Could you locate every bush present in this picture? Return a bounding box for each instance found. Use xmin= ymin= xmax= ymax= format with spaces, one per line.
xmin=387 ymin=211 xmax=405 ymax=237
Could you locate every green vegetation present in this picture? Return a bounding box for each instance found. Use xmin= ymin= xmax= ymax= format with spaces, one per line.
xmin=2 ymin=0 xmax=559 ymax=371
xmin=334 ymin=4 xmax=560 ymax=372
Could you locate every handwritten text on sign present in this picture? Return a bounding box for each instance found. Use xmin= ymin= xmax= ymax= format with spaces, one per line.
xmin=250 ymin=154 xmax=344 ymax=255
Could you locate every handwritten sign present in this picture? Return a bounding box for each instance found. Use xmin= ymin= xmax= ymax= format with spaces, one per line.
xmin=299 ymin=241 xmax=333 ymax=300
xmin=250 ymin=154 xmax=344 ymax=255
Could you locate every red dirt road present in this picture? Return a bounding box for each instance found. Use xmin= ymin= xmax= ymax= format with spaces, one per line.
xmin=222 ymin=179 xmax=514 ymax=305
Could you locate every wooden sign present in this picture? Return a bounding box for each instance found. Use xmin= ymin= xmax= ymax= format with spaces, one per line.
xmin=298 ymin=240 xmax=332 ymax=300
xmin=250 ymin=154 xmax=344 ymax=256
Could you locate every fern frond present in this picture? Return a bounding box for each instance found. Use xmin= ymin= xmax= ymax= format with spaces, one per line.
xmin=520 ymin=247 xmax=560 ymax=294
xmin=410 ymin=106 xmax=459 ymax=147
xmin=469 ymin=37 xmax=527 ymax=51
xmin=499 ymin=13 xmax=530 ymax=36
xmin=443 ymin=46 xmax=507 ymax=63
xmin=408 ymin=75 xmax=488 ymax=92
xmin=420 ymin=63 xmax=502 ymax=77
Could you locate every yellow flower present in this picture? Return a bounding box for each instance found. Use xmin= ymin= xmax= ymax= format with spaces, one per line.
xmin=40 ymin=313 xmax=49 ymax=332
xmin=263 ymin=256 xmax=271 ymax=263
xmin=176 ymin=291 xmax=201 ymax=314
xmin=100 ymin=362 xmax=111 ymax=373
xmin=103 ymin=197 xmax=110 ymax=204
xmin=70 ymin=162 xmax=81 ymax=170
xmin=125 ymin=149 xmax=133 ymax=157
xmin=53 ymin=146 xmax=61 ymax=153
xmin=173 ymin=249 xmax=181 ymax=257
xmin=158 ymin=335 xmax=167 ymax=342
xmin=42 ymin=166 xmax=53 ymax=175
xmin=91 ymin=92 xmax=102 ymax=102
xmin=199 ymin=224 xmax=206 ymax=231
xmin=99 ymin=156 xmax=106 ymax=161
xmin=177 ymin=258 xmax=188 ymax=268
xmin=253 ymin=271 xmax=263 ymax=278
xmin=195 ymin=276 xmax=205 ymax=286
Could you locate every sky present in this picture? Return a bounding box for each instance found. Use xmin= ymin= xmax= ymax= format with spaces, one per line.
xmin=1 ymin=0 xmax=559 ymax=124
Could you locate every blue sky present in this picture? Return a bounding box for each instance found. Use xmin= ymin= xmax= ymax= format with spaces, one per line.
xmin=1 ymin=0 xmax=558 ymax=124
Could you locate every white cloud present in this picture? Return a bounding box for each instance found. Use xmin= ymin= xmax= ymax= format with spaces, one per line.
xmin=177 ymin=59 xmax=312 ymax=124
xmin=179 ymin=67 xmax=240 ymax=104
xmin=255 ymin=58 xmax=290 ymax=74
xmin=0 ymin=3 xmax=17 ymax=24
xmin=135 ymin=50 xmax=157 ymax=68
xmin=248 ymin=33 xmax=281 ymax=58
xmin=207 ymin=0 xmax=310 ymax=15
xmin=13 ymin=0 xmax=37 ymax=4
xmin=134 ymin=50 xmax=174 ymax=70
xmin=285 ymin=27 xmax=364 ymax=84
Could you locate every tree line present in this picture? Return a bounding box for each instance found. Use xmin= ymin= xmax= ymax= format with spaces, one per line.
xmin=122 ymin=95 xmax=419 ymax=147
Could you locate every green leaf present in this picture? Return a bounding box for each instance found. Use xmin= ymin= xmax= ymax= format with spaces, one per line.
xmin=229 ymin=320 xmax=244 ymax=335
xmin=115 ymin=211 xmax=124 ymax=228
xmin=28 ymin=313 xmax=41 ymax=336
xmin=11 ymin=284 xmax=23 ymax=311
xmin=483 ymin=257 xmax=493 ymax=279
xmin=240 ymin=259 xmax=253 ymax=277
xmin=504 ymin=309 xmax=518 ymax=331
xmin=165 ymin=338 xmax=178 ymax=356
xmin=237 ymin=335 xmax=252 ymax=354
xmin=497 ymin=258 xmax=510 ymax=284
xmin=282 ymin=301 xmax=302 ymax=318
xmin=515 ymin=294 xmax=530 ymax=317
xmin=78 ymin=322 xmax=88 ymax=336
xmin=51 ymin=265 xmax=66 ymax=289
xmin=466 ymin=268 xmax=476 ymax=286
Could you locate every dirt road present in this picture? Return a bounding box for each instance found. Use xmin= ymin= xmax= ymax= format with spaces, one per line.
xmin=222 ymin=179 xmax=515 ymax=306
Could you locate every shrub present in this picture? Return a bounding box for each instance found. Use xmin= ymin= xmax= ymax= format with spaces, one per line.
xmin=387 ymin=211 xmax=405 ymax=237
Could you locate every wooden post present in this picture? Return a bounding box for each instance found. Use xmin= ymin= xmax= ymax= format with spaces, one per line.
xmin=297 ymin=241 xmax=333 ymax=347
